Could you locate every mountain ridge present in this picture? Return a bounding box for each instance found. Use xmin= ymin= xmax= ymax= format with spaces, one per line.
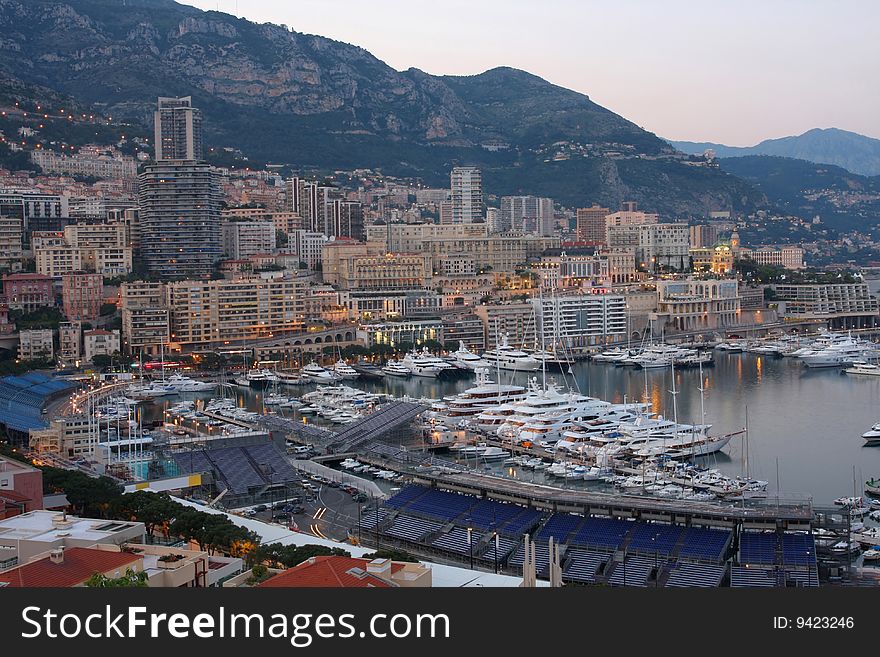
xmin=669 ymin=128 xmax=880 ymax=177
xmin=0 ymin=0 xmax=764 ymax=215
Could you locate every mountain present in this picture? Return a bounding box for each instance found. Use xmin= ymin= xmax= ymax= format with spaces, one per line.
xmin=718 ymin=155 xmax=880 ymax=231
xmin=669 ymin=128 xmax=880 ymax=177
xmin=0 ymin=0 xmax=764 ymax=217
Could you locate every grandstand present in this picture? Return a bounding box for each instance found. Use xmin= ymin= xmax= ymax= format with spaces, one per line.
xmin=0 ymin=373 xmax=75 ymax=438
xmin=363 ymin=484 xmax=819 ymax=587
xmin=173 ymin=442 xmax=300 ymax=504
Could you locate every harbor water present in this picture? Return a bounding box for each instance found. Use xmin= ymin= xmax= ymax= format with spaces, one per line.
xmin=139 ymin=351 xmax=880 ymax=506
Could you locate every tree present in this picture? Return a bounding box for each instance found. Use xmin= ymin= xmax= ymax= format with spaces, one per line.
xmin=42 ymin=467 xmax=123 ymax=517
xmin=276 ymin=230 xmax=289 ymax=248
xmin=85 ymin=567 xmax=148 ymax=587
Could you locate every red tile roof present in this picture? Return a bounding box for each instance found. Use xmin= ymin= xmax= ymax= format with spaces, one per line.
xmin=0 ymin=547 xmax=141 ymax=588
xmin=257 ymin=556 xmax=405 ymax=588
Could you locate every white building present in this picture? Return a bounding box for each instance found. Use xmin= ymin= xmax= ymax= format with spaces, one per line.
xmin=531 ymin=291 xmax=627 ymax=348
xmin=500 ymin=195 xmax=554 ymax=235
xmin=637 ymin=223 xmax=690 ymax=271
xmin=222 ymin=220 xmax=277 ymax=259
xmin=288 ymin=230 xmax=328 ymax=269
xmin=655 ymin=278 xmax=741 ymax=331
xmin=450 ymin=166 xmax=483 ymax=225
xmin=83 ymin=329 xmax=121 ymax=363
xmin=19 ymin=329 xmax=55 ymax=361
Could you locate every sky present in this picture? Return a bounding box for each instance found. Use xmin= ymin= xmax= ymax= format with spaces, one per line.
xmin=181 ymin=0 xmax=880 ymax=145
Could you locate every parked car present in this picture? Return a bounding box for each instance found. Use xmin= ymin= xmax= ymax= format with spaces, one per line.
xmin=253 ymin=504 xmax=268 ymax=512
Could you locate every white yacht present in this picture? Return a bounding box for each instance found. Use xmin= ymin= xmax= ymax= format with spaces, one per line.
xmin=592 ymin=347 xmax=634 ymax=363
xmin=301 ymin=362 xmax=340 ymax=382
xmin=164 ymin=374 xmax=217 ymax=393
xmin=800 ymin=337 xmax=879 ymax=368
xmin=333 ymin=360 xmax=360 ymax=380
xmin=128 ymin=381 xmax=176 ymax=399
xmin=451 ymin=341 xmax=489 ymax=370
xmin=382 ymin=360 xmax=411 ymax=377
xmin=277 ymin=371 xmax=308 ymax=386
xmin=480 ymin=333 xmax=541 ymax=372
xmin=401 ymin=351 xmax=442 ymax=378
xmin=246 ymin=369 xmax=279 ymax=389
xmin=863 ymin=423 xmax=880 ymax=445
xmin=844 ymin=362 xmax=880 ymax=376
xmin=428 ymin=368 xmax=526 ymax=426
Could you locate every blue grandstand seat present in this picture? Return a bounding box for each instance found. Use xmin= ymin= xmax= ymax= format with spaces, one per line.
xmin=665 ymin=562 xmax=726 ymax=587
xmin=570 ymin=517 xmax=633 ymax=550
xmin=678 ymin=526 xmax=732 ymax=562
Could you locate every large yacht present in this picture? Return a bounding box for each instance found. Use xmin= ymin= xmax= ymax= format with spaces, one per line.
xmin=382 ymin=360 xmax=411 ymax=377
xmin=164 ymin=374 xmax=217 ymax=393
xmin=246 ymin=369 xmax=279 ymax=389
xmin=401 ymin=350 xmax=443 ymax=378
xmin=450 ymin=342 xmax=489 ymax=370
xmin=428 ymin=368 xmax=527 ymax=426
xmin=301 ymin=362 xmax=340 ymax=382
xmin=481 ymin=333 xmax=541 ymax=372
xmin=332 ymin=360 xmax=360 ymax=380
xmin=799 ymin=337 xmax=879 ymax=368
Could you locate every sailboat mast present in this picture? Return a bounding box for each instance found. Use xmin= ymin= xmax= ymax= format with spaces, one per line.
xmin=539 ymin=287 xmax=546 ymax=392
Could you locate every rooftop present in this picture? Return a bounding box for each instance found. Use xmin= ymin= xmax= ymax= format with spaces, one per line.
xmin=258 ymin=556 xmax=403 ymax=588
xmin=0 ymin=547 xmax=140 ymax=587
xmin=0 ymin=510 xmax=142 ymax=544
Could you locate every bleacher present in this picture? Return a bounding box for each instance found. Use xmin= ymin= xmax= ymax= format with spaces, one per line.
xmin=781 ymin=533 xmax=816 ymax=565
xmin=665 ymin=562 xmax=726 ymax=587
xmin=570 ymin=516 xmax=633 ymax=550
xmin=404 ymin=488 xmax=477 ymax=521
xmin=173 ymin=443 xmax=299 ymax=494
xmin=627 ymin=522 xmax=683 ymax=556
xmin=536 ymin=513 xmax=582 ymax=543
xmin=359 ymin=508 xmax=390 ymax=532
xmin=432 ymin=526 xmax=482 ymax=555
xmin=384 ymin=485 xmax=427 ymax=509
xmin=479 ymin=535 xmax=518 ymax=562
xmin=563 ymin=549 xmax=608 ymax=584
xmin=464 ymin=498 xmax=524 ymax=531
xmin=507 ymin=539 xmax=552 ymax=576
xmin=739 ymin=532 xmax=778 ymax=565
xmin=677 ymin=526 xmax=732 ymax=562
xmin=730 ymin=566 xmax=778 ymax=587
xmin=606 ymin=556 xmax=655 ymax=587
xmin=501 ymin=507 xmax=544 ymax=536
xmin=0 ymin=373 xmax=75 ymax=433
xmin=384 ymin=515 xmax=442 ymax=543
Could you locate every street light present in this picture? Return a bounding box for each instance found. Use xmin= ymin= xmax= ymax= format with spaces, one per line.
xmin=467 ymin=526 xmax=474 ymax=570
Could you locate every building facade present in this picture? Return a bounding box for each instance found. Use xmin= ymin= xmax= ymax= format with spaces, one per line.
xmin=656 ymin=278 xmax=741 ymax=331
xmin=575 ymin=205 xmax=610 ymax=244
xmin=450 ymin=166 xmax=483 ymax=225
xmin=61 ymin=272 xmax=104 ymax=321
xmin=138 ymin=161 xmax=223 ymax=279
xmin=154 ymin=96 xmax=203 ymax=161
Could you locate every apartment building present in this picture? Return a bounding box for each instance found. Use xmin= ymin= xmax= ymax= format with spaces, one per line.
xmin=19 ymin=329 xmax=55 ymax=361
xmin=774 ymin=283 xmax=879 ymax=327
xmin=532 ymin=291 xmax=628 ymax=348
xmin=222 ymin=220 xmax=277 ymax=259
xmin=2 ymin=273 xmax=53 ymax=312
xmin=166 ymin=276 xmax=306 ymax=349
xmin=61 ymin=272 xmax=104 ymax=321
xmin=83 ymin=329 xmax=121 ymax=363
xmin=120 ymin=281 xmax=170 ymax=355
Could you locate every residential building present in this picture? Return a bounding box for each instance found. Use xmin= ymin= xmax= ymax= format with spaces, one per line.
xmin=222 ymin=220 xmax=277 ymax=259
xmin=532 ymin=290 xmax=628 ymax=348
xmin=165 ymin=276 xmax=306 ymax=349
xmin=2 ymin=273 xmax=53 ymax=312
xmin=636 ymin=223 xmax=690 ymax=271
xmin=689 ymin=224 xmax=719 ymax=249
xmin=474 ymin=303 xmax=536 ymax=349
xmin=138 ymin=160 xmax=223 ymax=279
xmin=575 ymin=205 xmax=610 ymax=243
xmin=0 ymin=211 xmax=23 ymax=272
xmin=774 ymin=283 xmax=879 ymax=328
xmin=0 ymin=455 xmax=43 ymax=520
xmin=154 ymin=96 xmax=203 ymax=161
xmin=287 ymin=230 xmax=328 ymax=269
xmin=740 ymin=247 xmax=805 ymax=270
xmin=120 ymin=281 xmax=170 ymax=355
xmin=501 ymin=195 xmax=554 ymax=235
xmin=321 ymin=241 xmax=432 ymax=290
xmin=0 ymin=192 xmax=68 ymax=250
xmin=19 ymin=329 xmax=55 ymax=361
xmin=450 ymin=166 xmax=483 ymax=224
xmin=486 ymin=207 xmax=503 ymax=234
xmin=257 ymin=556 xmax=431 ymax=588
xmin=31 ymin=146 xmax=138 ymax=180
xmin=83 ymin=329 xmax=121 ymax=363
xmin=0 ymin=511 xmax=143 ymax=565
xmin=35 ymin=245 xmax=83 ymax=278
xmin=61 ymin=272 xmax=104 ymax=321
xmin=58 ymin=321 xmax=81 ymax=365
xmin=440 ymin=310 xmax=486 ymax=351
xmin=655 ymin=278 xmax=741 ymax=331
